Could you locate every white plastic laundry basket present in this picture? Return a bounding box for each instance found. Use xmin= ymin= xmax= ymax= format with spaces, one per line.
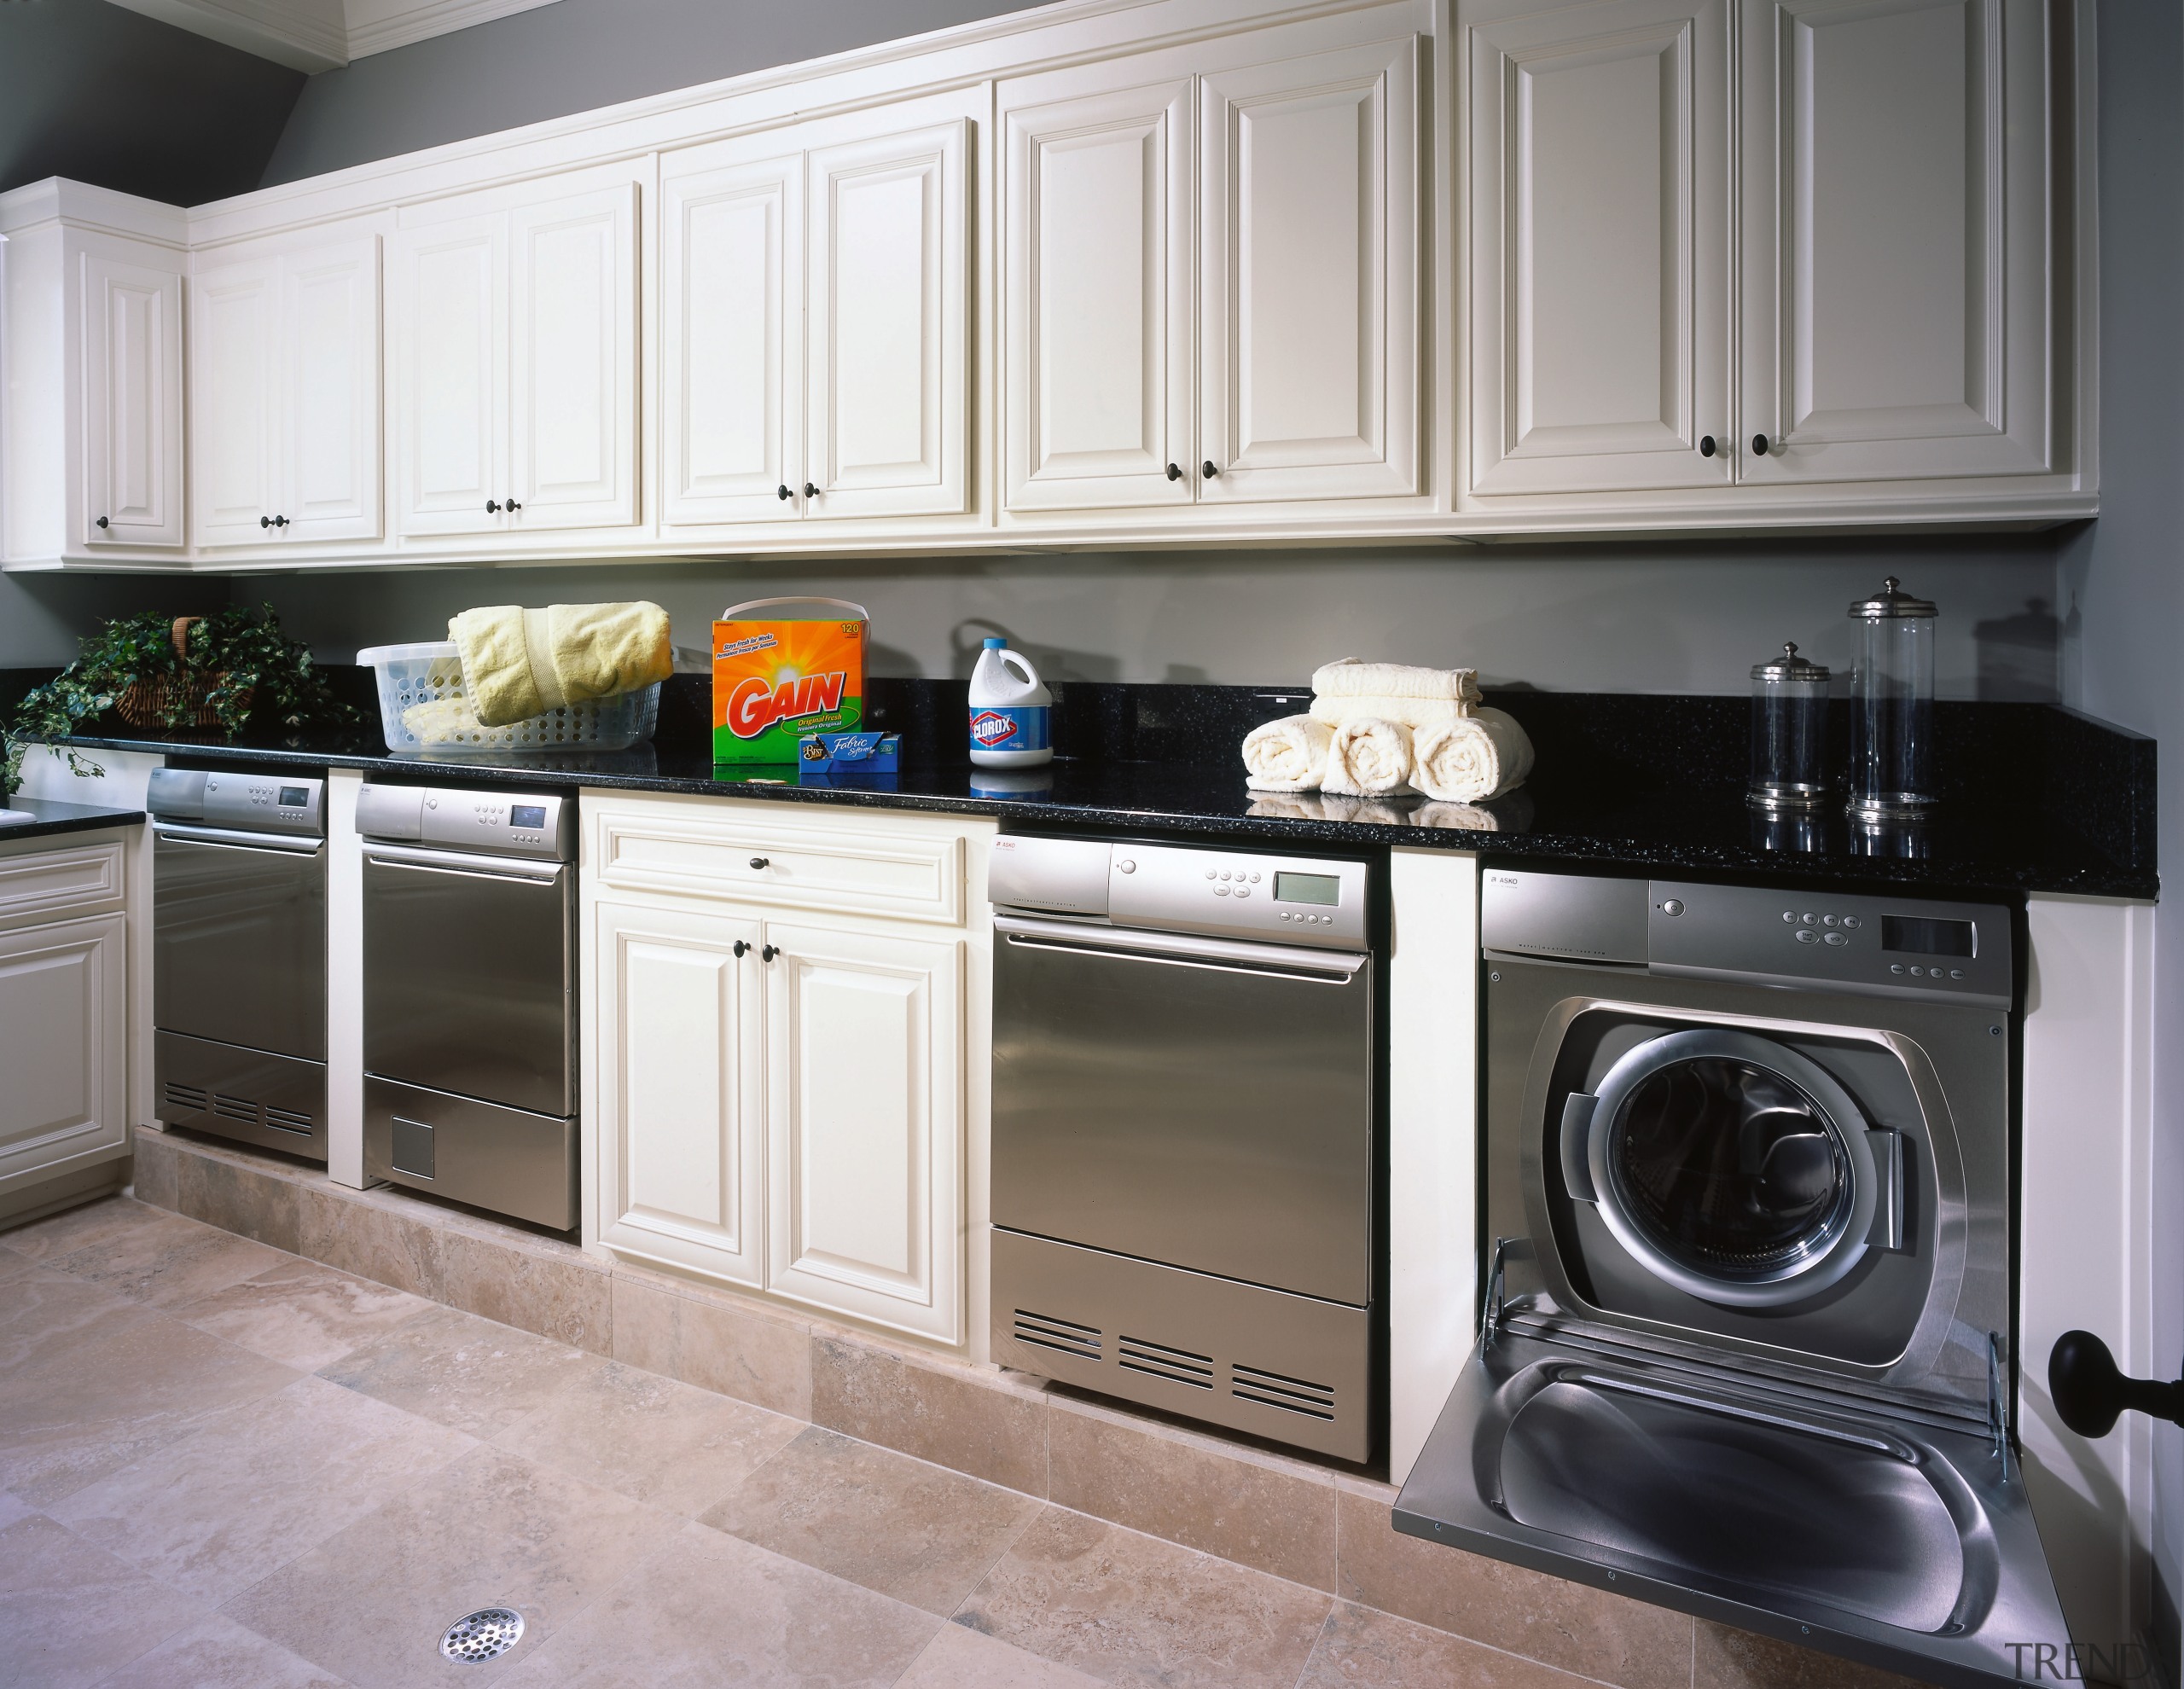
xmin=359 ymin=641 xmax=660 ymax=754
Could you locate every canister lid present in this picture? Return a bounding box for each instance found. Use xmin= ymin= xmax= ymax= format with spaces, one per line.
xmin=1751 ymin=641 xmax=1829 ymax=682
xmin=1849 ymin=577 xmax=1937 ymax=619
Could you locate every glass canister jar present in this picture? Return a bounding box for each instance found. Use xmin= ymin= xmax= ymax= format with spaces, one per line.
xmin=1749 ymin=642 xmax=1830 ymax=810
xmin=1846 ymin=577 xmax=1939 ymax=821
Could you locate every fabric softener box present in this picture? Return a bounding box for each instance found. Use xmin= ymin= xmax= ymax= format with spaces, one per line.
xmin=712 ymin=597 xmax=868 ymax=763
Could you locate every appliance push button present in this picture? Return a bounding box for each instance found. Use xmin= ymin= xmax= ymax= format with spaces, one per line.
xmin=1823 ymin=932 xmax=1848 ymax=947
xmin=1796 ymin=930 xmax=1820 ymax=944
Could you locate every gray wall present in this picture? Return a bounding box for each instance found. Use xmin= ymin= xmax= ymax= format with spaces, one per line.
xmin=0 ymin=0 xmax=302 ymax=204
xmin=0 ymin=573 xmax=230 ymax=670
xmin=2056 ymin=0 xmax=2184 ymax=1669
xmin=252 ymin=537 xmax=2059 ymax=698
xmin=263 ymin=0 xmax=1045 ymax=185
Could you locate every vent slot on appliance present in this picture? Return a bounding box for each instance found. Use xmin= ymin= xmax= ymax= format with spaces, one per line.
xmin=1013 ymin=1309 xmax=1101 ymax=1361
xmin=1232 ymin=1362 xmax=1337 ymax=1421
xmin=264 ymin=1106 xmax=314 ymax=1136
xmin=1119 ymin=1335 xmax=1214 ymax=1390
xmin=163 ymin=1082 xmax=208 ymax=1113
xmin=212 ymin=1094 xmax=258 ymax=1124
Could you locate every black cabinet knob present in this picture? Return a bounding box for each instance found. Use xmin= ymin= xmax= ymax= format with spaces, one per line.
xmin=803 ymin=483 xmax=820 ymax=499
xmin=749 ymin=856 xmax=770 ymax=870
xmin=261 ymin=515 xmax=274 ymax=528
xmin=1751 ymin=434 xmax=1771 ymax=456
xmin=95 ymin=516 xmax=110 ymax=529
xmin=485 ymin=500 xmax=501 ymax=514
xmin=275 ymin=514 xmax=289 ymax=527
xmin=1165 ymin=462 xmax=1182 ymax=481
xmin=2050 ymin=1330 xmax=2184 ymax=1437
xmin=506 ymin=499 xmax=521 ymax=513
xmin=733 ymin=939 xmax=750 ymax=958
xmin=777 ymin=484 xmax=793 ymax=501
xmin=1699 ymin=435 xmax=1716 ymax=457
xmin=761 ymin=943 xmax=779 ymax=962
xmin=1201 ymin=460 xmax=1219 ymax=479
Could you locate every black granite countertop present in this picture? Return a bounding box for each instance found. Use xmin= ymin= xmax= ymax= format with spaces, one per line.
xmin=40 ymin=675 xmax=2158 ymax=901
xmin=0 ymin=794 xmax=147 ymax=844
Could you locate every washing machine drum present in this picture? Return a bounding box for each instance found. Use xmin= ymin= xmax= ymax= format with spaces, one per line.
xmin=1563 ymin=1027 xmax=1891 ymax=1309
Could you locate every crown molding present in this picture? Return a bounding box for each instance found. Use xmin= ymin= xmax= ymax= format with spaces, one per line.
xmin=343 ymin=0 xmax=561 ymax=60
xmin=100 ymin=0 xmax=564 ymax=71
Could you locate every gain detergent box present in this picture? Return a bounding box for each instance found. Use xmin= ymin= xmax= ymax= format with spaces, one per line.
xmin=712 ymin=597 xmax=868 ymax=763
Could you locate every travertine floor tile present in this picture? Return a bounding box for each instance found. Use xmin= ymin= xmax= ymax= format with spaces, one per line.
xmin=0 ymin=1196 xmax=172 ymax=1262
xmin=701 ymin=1426 xmax=1041 ymax=1616
xmin=96 ymin=1612 xmax=351 ymax=1689
xmin=50 ymin=1210 xmax=287 ymax=1309
xmin=317 ymin=1302 xmax=606 ymax=1437
xmin=50 ymin=1374 xmax=474 ymax=1605
xmin=1693 ymin=1619 xmax=1932 ymax=1689
xmin=0 ymin=1492 xmax=35 ymax=1530
xmin=177 ymin=1257 xmax=434 ymax=1371
xmin=897 ymin=1619 xmax=1107 ymax=1687
xmin=1297 ymin=1601 xmax=1595 ymax=1688
xmin=496 ymin=1360 xmax=801 ymax=1517
xmin=956 ymin=1507 xmax=1333 ymax=1689
xmin=811 ymin=1334 xmax=1047 ymax=1494
xmin=223 ymin=1445 xmax=667 ymax=1689
xmin=499 ymin=1518 xmax=938 ymax=1688
xmin=0 ymin=1513 xmax=200 ymax=1689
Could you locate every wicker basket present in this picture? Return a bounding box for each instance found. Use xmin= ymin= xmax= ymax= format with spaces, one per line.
xmin=113 ymin=618 xmax=253 ymax=731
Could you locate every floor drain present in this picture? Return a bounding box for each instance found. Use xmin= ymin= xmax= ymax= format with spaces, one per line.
xmin=440 ymin=1608 xmax=525 ymax=1663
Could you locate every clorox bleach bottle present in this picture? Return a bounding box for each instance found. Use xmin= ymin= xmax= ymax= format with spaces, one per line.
xmin=967 ymin=638 xmax=1053 ymax=768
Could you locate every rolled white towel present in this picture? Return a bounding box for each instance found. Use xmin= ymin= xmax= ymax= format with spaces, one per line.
xmin=1242 ymin=714 xmax=1333 ymax=792
xmin=1309 ymin=693 xmax=1474 ymax=732
xmin=1323 ymin=717 xmax=1415 ymax=797
xmin=1313 ymin=657 xmax=1481 ymax=704
xmin=1411 ymin=708 xmax=1535 ymax=803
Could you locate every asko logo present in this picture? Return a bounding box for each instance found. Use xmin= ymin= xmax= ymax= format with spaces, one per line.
xmin=970 ymin=711 xmax=1020 ymax=748
xmin=726 ymin=672 xmax=847 ymax=738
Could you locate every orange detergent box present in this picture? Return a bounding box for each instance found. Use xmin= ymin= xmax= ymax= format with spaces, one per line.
xmin=712 ymin=597 xmax=868 ymax=763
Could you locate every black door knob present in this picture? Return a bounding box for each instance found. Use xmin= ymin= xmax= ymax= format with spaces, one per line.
xmin=506 ymin=499 xmax=521 ymax=513
xmin=274 ymin=514 xmax=289 ymax=527
xmin=750 ymin=856 xmax=770 ymax=869
xmin=1699 ymin=435 xmax=1717 ymax=457
xmin=1751 ymin=434 xmax=1771 ymax=456
xmin=1201 ymin=460 xmax=1219 ymax=479
xmin=733 ymin=939 xmax=750 ymax=958
xmin=96 ymin=516 xmax=110 ymax=529
xmin=803 ymin=483 xmax=820 ymax=499
xmin=761 ymin=943 xmax=779 ymax=962
xmin=1165 ymin=462 xmax=1182 ymax=481
xmin=261 ymin=515 xmax=274 ymax=528
xmin=485 ymin=500 xmax=501 ymax=514
xmin=2049 ymin=1329 xmax=2184 ymax=1437
xmin=777 ymin=484 xmax=793 ymax=501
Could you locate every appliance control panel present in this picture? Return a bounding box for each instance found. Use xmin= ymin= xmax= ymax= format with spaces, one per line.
xmin=148 ymin=769 xmax=325 ymax=839
xmin=356 ymin=783 xmax=572 ymax=862
xmin=992 ymin=835 xmax=1367 ymax=949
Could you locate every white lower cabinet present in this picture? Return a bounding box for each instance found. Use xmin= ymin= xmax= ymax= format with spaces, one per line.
xmin=586 ymin=794 xmax=981 ymax=1347
xmin=0 ymin=913 xmax=128 ymax=1199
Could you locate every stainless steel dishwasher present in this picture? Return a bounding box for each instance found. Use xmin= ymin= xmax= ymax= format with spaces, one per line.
xmin=356 ymin=783 xmax=577 ymax=1230
xmin=148 ymin=768 xmax=329 ymax=1160
xmin=989 ymin=833 xmax=1376 ymax=1461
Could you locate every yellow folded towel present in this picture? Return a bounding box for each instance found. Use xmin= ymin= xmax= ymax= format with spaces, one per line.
xmin=1242 ymin=714 xmax=1334 ymax=792
xmin=1323 ymin=717 xmax=1415 ymax=797
xmin=1309 ymin=694 xmax=1474 ymax=732
xmin=1313 ymin=658 xmax=1482 ymax=704
xmin=450 ymin=602 xmax=672 ymax=727
xmin=1411 ymin=708 xmax=1534 ymax=802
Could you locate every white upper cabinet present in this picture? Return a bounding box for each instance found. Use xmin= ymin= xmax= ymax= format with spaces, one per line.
xmin=391 ymin=166 xmax=639 ymax=543
xmin=192 ymin=228 xmax=381 ymax=548
xmin=659 ymin=92 xmax=973 ymax=532
xmin=1000 ymin=22 xmax=1421 ymax=518
xmin=1466 ymin=0 xmax=1731 ymax=496
xmin=1738 ymin=0 xmax=2053 ymax=484
xmin=1199 ymin=36 xmax=1420 ymax=504
xmin=82 ymin=252 xmax=185 ymax=549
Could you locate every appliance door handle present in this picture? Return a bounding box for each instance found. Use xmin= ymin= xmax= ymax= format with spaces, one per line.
xmin=152 ymin=821 xmax=325 ymax=855
xmin=993 ymin=911 xmax=1366 ymax=980
xmin=1560 ymin=1093 xmax=1600 ymax=1203
xmin=1866 ymin=1128 xmax=1905 ymax=1251
xmin=363 ymin=843 xmax=566 ymax=885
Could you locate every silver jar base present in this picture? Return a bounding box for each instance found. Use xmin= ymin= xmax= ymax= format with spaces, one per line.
xmin=1748 ymin=784 xmax=1827 ymax=812
xmin=1847 ymin=794 xmax=1940 ymax=822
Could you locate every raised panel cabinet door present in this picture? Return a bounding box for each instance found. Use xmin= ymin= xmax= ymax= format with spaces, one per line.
xmin=1199 ymin=36 xmax=1420 ymax=505
xmin=1002 ymin=75 xmax=1194 ymax=512
xmin=509 ymin=183 xmax=641 ymax=531
xmin=391 ymin=212 xmax=505 ymax=537
xmin=805 ymin=120 xmax=969 ymax=519
xmin=594 ymin=900 xmax=765 ymax=1285
xmin=282 ymin=235 xmax=383 ymax=543
xmin=764 ymin=920 xmax=961 ymax=1342
xmin=1466 ymin=0 xmax=1732 ymax=496
xmin=1740 ymin=0 xmax=2053 ymax=482
xmin=0 ymin=914 xmax=125 ymax=1189
xmin=189 ymin=254 xmax=282 ymax=545
xmin=660 ymin=155 xmax=804 ymax=527
xmin=80 ymin=253 xmax=183 ymax=548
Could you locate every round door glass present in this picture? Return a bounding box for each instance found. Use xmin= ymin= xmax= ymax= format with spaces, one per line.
xmin=1606 ymin=1056 xmax=1854 ymax=1284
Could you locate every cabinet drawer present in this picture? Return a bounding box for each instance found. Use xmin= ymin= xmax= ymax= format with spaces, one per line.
xmin=0 ymin=841 xmax=125 ymax=929
xmin=593 ymin=806 xmax=966 ymax=926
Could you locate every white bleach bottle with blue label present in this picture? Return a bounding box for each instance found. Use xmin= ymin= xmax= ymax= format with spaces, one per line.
xmin=967 ymin=638 xmax=1053 ymax=768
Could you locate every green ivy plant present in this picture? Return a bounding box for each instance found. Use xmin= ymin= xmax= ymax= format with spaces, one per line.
xmin=3 ymin=604 xmax=357 ymax=796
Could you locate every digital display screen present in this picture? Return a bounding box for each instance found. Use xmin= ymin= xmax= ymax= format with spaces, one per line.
xmin=1883 ymin=914 xmax=1975 ymax=958
xmin=278 ymin=786 xmax=310 ymax=808
xmin=510 ymin=804 xmax=548 ymax=831
xmin=1275 ymin=871 xmax=1340 ymax=907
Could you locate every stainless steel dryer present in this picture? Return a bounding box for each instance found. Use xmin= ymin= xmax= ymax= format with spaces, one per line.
xmin=1396 ymin=868 xmax=2070 ymax=1687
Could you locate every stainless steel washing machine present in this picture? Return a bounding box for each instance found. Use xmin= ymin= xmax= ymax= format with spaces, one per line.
xmin=1395 ymin=868 xmax=2070 ymax=1687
